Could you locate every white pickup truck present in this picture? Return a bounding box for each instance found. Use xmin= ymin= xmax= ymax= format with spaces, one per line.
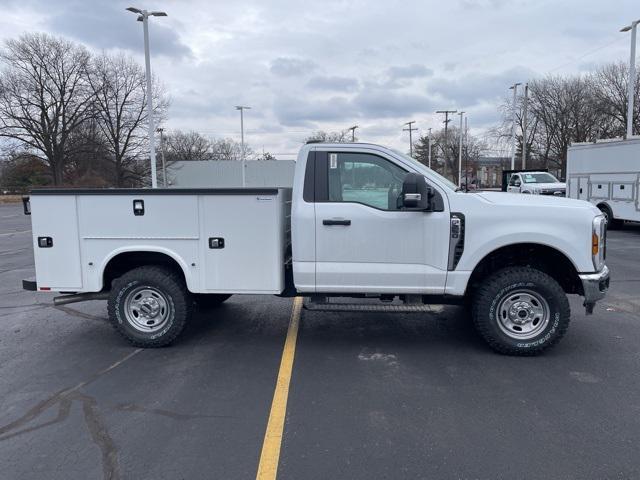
xmin=22 ymin=142 xmax=609 ymax=355
xmin=506 ymin=171 xmax=567 ymax=196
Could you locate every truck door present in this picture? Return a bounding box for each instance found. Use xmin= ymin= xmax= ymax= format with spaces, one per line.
xmin=312 ymin=151 xmax=449 ymax=294
xmin=507 ymin=174 xmax=521 ymax=193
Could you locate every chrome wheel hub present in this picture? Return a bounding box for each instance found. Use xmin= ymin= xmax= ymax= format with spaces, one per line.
xmin=496 ymin=289 xmax=550 ymax=340
xmin=124 ymin=286 xmax=171 ymax=333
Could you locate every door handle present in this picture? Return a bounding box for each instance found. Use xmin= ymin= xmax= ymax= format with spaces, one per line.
xmin=323 ymin=219 xmax=351 ymax=226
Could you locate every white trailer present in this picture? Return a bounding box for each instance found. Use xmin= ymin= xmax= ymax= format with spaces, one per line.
xmin=567 ymin=138 xmax=640 ymax=227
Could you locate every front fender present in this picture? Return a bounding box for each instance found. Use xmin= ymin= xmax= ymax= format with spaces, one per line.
xmin=456 ymin=215 xmax=594 ymax=274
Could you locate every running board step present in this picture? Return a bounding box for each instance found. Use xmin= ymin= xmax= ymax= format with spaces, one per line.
xmin=303 ymin=302 xmax=434 ymax=313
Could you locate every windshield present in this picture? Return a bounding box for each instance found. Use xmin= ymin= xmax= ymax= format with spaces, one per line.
xmin=522 ymin=173 xmax=559 ymax=184
xmin=391 ymin=149 xmax=458 ymax=191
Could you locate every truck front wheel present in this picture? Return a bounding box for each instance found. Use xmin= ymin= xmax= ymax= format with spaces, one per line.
xmin=472 ymin=267 xmax=570 ymax=356
xmin=108 ymin=266 xmax=192 ymax=347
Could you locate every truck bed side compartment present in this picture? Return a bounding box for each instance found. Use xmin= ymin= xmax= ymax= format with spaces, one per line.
xmin=30 ymin=195 xmax=83 ymax=290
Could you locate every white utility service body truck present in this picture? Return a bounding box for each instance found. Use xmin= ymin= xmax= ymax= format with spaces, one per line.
xmin=23 ymin=143 xmax=610 ymax=355
xmin=567 ymin=137 xmax=640 ymax=228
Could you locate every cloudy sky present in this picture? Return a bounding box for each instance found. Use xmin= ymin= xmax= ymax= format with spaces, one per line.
xmin=0 ymin=0 xmax=638 ymax=157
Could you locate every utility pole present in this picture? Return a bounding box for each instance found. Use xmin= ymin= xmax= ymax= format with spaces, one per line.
xmin=464 ymin=116 xmax=469 ymax=190
xmin=347 ymin=125 xmax=359 ymax=142
xmin=403 ymin=121 xmax=418 ymax=157
xmin=427 ymin=127 xmax=432 ymax=169
xmin=621 ymin=20 xmax=640 ymax=138
xmin=126 ymin=7 xmax=167 ymax=188
xmin=509 ymin=83 xmax=521 ymax=170
xmin=235 ymin=105 xmax=251 ymax=187
xmin=457 ymin=112 xmax=465 ymax=187
xmin=521 ymin=83 xmax=529 ymax=169
xmin=156 ymin=127 xmax=166 ymax=187
xmin=436 ymin=110 xmax=457 ymax=180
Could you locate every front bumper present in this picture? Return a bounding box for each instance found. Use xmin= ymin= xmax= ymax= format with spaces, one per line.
xmin=579 ymin=265 xmax=610 ymax=314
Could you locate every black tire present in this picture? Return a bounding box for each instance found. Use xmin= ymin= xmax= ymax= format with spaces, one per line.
xmin=194 ymin=294 xmax=232 ymax=310
xmin=472 ymin=267 xmax=570 ymax=356
xmin=108 ymin=266 xmax=192 ymax=347
xmin=598 ymin=204 xmax=623 ymax=230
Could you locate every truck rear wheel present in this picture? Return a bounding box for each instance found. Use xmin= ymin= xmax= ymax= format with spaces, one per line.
xmin=108 ymin=266 xmax=192 ymax=347
xmin=472 ymin=267 xmax=570 ymax=356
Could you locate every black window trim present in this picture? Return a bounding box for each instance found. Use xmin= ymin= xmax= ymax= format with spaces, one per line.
xmin=302 ymin=148 xmax=445 ymax=212
xmin=318 ymin=150 xmax=409 ymax=212
xmin=302 ymin=150 xmax=315 ymax=203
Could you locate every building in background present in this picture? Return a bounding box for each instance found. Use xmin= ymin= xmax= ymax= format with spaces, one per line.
xmin=167 ymin=160 xmax=296 ymax=188
xmin=474 ymin=157 xmax=510 ymax=188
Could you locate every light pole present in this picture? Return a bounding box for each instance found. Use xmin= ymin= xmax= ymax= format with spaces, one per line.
xmin=157 ymin=127 xmax=166 ymax=187
xmin=457 ymin=111 xmax=465 ymax=187
xmin=509 ymin=83 xmax=521 ymax=170
xmin=235 ymin=106 xmax=251 ymax=187
xmin=126 ymin=7 xmax=167 ymax=188
xmin=522 ymin=83 xmax=529 ymax=169
xmin=347 ymin=125 xmax=358 ymax=142
xmin=427 ymin=127 xmax=432 ymax=169
xmin=403 ymin=121 xmax=418 ymax=156
xmin=621 ymin=20 xmax=640 ymax=138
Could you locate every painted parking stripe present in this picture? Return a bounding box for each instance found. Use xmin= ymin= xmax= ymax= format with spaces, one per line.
xmin=256 ymin=296 xmax=303 ymax=480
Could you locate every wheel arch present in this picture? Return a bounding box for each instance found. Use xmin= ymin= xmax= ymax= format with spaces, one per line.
xmin=466 ymin=242 xmax=583 ymax=297
xmin=596 ymin=201 xmax=613 ymax=217
xmin=100 ymin=247 xmax=193 ymax=292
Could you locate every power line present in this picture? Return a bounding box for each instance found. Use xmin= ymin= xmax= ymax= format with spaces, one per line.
xmin=547 ymin=35 xmax=627 ymax=74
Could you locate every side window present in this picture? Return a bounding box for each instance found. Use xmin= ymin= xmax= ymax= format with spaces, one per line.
xmin=509 ymin=175 xmax=519 ymax=186
xmin=327 ymin=152 xmax=407 ymax=210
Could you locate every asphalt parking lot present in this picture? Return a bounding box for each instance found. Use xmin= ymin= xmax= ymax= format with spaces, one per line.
xmin=1 ymin=201 xmax=640 ymax=480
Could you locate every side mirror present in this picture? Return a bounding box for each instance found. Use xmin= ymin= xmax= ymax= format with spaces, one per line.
xmin=401 ymin=172 xmax=431 ymax=210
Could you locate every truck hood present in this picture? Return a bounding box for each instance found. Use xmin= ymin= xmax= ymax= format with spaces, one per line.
xmin=473 ymin=191 xmax=594 ymax=210
xmin=525 ymin=182 xmax=566 ymax=190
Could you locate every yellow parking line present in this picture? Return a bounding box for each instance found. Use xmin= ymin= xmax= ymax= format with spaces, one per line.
xmin=256 ymin=296 xmax=303 ymax=480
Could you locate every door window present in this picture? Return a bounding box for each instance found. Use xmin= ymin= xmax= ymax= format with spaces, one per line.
xmin=327 ymin=153 xmax=407 ymax=210
xmin=509 ymin=174 xmax=520 ymax=187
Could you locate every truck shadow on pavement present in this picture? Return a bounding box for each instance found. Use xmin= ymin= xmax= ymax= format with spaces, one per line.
xmin=298 ymin=305 xmax=490 ymax=354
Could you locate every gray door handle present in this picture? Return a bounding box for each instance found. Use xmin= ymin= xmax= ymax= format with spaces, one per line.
xmin=323 ymin=219 xmax=351 ymax=226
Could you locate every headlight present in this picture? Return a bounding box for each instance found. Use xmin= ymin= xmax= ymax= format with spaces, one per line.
xmin=592 ymin=215 xmax=606 ymax=271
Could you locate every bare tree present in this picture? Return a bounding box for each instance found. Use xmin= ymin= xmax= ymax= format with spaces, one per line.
xmin=0 ymin=33 xmax=96 ymax=184
xmin=304 ymin=130 xmax=352 ymax=143
xmin=89 ymin=53 xmax=168 ymax=186
xmin=492 ymin=73 xmax=613 ymax=177
xmin=211 ymin=138 xmax=248 ymax=161
xmin=257 ymin=151 xmax=277 ymax=161
xmin=591 ymin=62 xmax=640 ymax=137
xmin=164 ymin=130 xmax=212 ymax=162
xmin=414 ymin=127 xmax=486 ymax=182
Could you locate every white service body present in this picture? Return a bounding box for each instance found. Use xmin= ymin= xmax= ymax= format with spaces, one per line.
xmin=30 ymin=189 xmax=291 ymax=294
xmin=567 ymin=138 xmax=640 ymax=223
